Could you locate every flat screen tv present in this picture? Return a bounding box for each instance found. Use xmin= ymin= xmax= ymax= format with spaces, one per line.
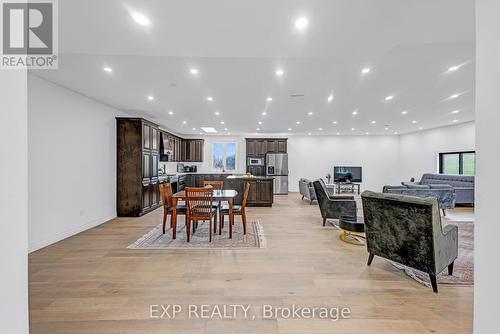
xmin=334 ymin=166 xmax=362 ymax=183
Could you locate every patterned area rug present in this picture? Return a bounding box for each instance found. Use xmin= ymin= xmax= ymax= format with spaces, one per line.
xmin=128 ymin=221 xmax=266 ymax=250
xmin=392 ymin=220 xmax=474 ymax=286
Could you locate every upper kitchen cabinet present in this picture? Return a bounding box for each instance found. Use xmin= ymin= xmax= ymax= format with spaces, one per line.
xmin=246 ymin=138 xmax=287 ymax=156
xmin=181 ymin=139 xmax=204 ymax=162
xmin=159 ymin=132 xmax=202 ymax=162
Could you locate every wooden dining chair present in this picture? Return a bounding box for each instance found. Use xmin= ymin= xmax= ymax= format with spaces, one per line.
xmin=220 ymin=182 xmax=250 ymax=235
xmin=185 ymin=187 xmax=217 ymax=242
xmin=159 ymin=183 xmax=187 ymax=235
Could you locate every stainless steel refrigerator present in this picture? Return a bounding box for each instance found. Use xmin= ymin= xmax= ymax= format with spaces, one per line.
xmin=266 ymin=153 xmax=288 ymax=194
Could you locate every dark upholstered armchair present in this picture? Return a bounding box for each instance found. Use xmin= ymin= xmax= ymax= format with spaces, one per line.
xmin=361 ymin=191 xmax=458 ymax=293
xmin=312 ymin=180 xmax=357 ymax=226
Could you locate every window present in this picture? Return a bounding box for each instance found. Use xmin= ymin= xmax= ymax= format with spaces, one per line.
xmin=212 ymin=142 xmax=236 ymax=171
xmin=439 ymin=151 xmax=475 ymax=175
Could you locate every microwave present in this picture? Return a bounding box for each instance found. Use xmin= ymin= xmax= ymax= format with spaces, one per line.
xmin=248 ymin=157 xmax=264 ymax=166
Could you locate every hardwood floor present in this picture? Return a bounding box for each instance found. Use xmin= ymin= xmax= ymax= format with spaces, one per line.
xmin=29 ymin=193 xmax=473 ymax=334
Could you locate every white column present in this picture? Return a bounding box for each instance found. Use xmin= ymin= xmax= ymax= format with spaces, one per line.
xmin=0 ymin=70 xmax=29 ymax=332
xmin=475 ymin=1 xmax=500 ymax=333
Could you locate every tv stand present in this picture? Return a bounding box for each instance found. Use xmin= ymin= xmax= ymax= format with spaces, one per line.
xmin=335 ymin=182 xmax=360 ymax=195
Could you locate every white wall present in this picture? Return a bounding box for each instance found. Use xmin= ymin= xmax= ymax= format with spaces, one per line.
xmin=288 ymin=135 xmax=401 ymax=192
xmin=28 ymin=75 xmax=124 ymax=252
xmin=398 ymin=122 xmax=475 ymax=180
xmin=0 ymin=71 xmax=29 ymax=332
xmin=475 ymin=1 xmax=500 ymax=332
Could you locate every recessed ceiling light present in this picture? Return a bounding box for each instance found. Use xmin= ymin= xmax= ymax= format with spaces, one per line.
xmin=294 ymin=17 xmax=309 ymax=30
xmin=327 ymin=95 xmax=334 ymax=103
xmin=351 ymin=128 xmax=355 ymax=131
xmin=412 ymin=120 xmax=418 ymax=124
xmin=200 ymin=127 xmax=217 ymax=133
xmin=371 ymin=120 xmax=376 ymax=124
xmin=451 ymin=110 xmax=460 ymax=114
xmin=199 ymin=132 xmax=203 ymax=135
xmin=168 ymin=111 xmax=174 ymax=115
xmin=308 ymin=132 xmax=312 ymax=136
xmin=308 ymin=112 xmax=313 ymax=116
xmin=262 ymin=112 xmax=267 ymax=116
xmin=394 ymin=131 xmax=399 ymax=135
xmin=385 ymin=95 xmax=394 ymax=101
xmin=336 ymin=132 xmax=340 ymax=135
xmin=275 ymin=69 xmax=284 ymax=76
xmin=224 ymin=128 xmax=228 ymax=131
xmin=147 ymin=96 xmax=154 ymax=101
xmin=288 ymin=128 xmax=292 ymax=131
xmin=453 ymin=119 xmax=459 ymax=123
xmin=332 ymin=121 xmax=337 ymax=124
xmin=401 ymin=110 xmax=408 ymax=115
xmin=418 ymin=126 xmax=423 ymax=130
xmin=103 ymin=67 xmax=113 ymax=73
xmin=296 ymin=121 xmax=301 ymax=125
xmin=318 ymin=128 xmax=323 ymax=131
xmin=131 ymin=12 xmax=150 ymax=26
xmin=448 ymin=65 xmax=461 ymax=72
xmin=256 ymin=128 xmax=260 ymax=131
xmin=220 ymin=121 xmax=225 ymax=125
xmin=214 ymin=111 xmax=220 ymax=116
xmin=192 ymin=127 xmax=196 ymax=131
xmin=266 ymin=97 xmax=273 ymax=102
xmin=365 ymin=132 xmax=369 ymax=135
xmin=361 ymin=68 xmax=371 ymax=74
xmin=352 ymin=110 xmax=358 ymax=116
xmin=384 ymin=126 xmax=390 ymax=130
xmin=207 ymin=96 xmax=213 ymax=101
xmin=449 ymin=93 xmax=460 ymax=99
xmin=258 ymin=121 xmax=262 ymax=125
xmin=190 ymin=68 xmax=199 ymax=75
xmin=182 ymin=121 xmax=187 ymax=124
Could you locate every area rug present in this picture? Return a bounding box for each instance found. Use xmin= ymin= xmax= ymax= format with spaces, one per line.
xmin=127 ymin=221 xmax=266 ymax=249
xmin=391 ymin=220 xmax=474 ymax=286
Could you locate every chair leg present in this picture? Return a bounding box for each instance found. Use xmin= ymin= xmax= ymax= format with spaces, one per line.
xmin=367 ymin=253 xmax=375 ymax=266
xmin=162 ymin=211 xmax=168 ymax=234
xmin=186 ymin=220 xmax=191 ymax=242
xmin=323 ymin=217 xmax=327 ymax=226
xmin=213 ymin=213 xmax=217 ymax=235
xmin=442 ymin=209 xmax=447 ymax=216
xmin=219 ymin=214 xmax=224 ymax=235
xmin=301 ymin=195 xmax=304 ymax=200
xmin=429 ymin=274 xmax=438 ymax=293
xmin=310 ymin=199 xmax=313 ymax=205
xmin=242 ymin=211 xmax=247 ymax=235
xmin=209 ymin=218 xmax=212 ymax=242
xmin=448 ymin=262 xmax=454 ymax=275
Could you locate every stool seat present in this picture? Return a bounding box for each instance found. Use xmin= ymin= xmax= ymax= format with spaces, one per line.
xmin=339 ymin=215 xmax=365 ymax=233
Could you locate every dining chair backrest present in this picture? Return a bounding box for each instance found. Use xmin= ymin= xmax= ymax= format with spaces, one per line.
xmin=185 ymin=187 xmax=214 ymax=220
xmin=242 ymin=182 xmax=251 ymax=209
xmin=203 ymin=180 xmax=224 ymax=190
xmin=159 ymin=182 xmax=173 ymax=209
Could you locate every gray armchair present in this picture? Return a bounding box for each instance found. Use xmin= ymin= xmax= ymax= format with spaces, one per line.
xmin=299 ymin=178 xmax=317 ymax=204
xmin=312 ymin=180 xmax=357 ymax=226
xmin=361 ymin=191 xmax=458 ymax=293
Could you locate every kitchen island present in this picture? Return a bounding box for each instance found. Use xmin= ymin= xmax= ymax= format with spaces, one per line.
xmin=162 ymin=173 xmax=274 ymax=207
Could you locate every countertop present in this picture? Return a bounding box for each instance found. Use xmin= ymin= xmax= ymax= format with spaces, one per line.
xmin=159 ymin=172 xmax=274 ymax=180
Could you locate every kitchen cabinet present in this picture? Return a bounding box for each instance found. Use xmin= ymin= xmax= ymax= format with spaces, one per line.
xmin=182 ymin=139 xmax=204 ymax=162
xmin=117 ymin=118 xmax=161 ymax=217
xmin=226 ymin=177 xmax=274 ymax=207
xmin=246 ymin=138 xmax=287 ymax=156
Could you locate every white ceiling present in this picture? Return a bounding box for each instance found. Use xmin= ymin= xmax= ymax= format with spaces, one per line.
xmin=32 ymin=0 xmax=475 ymax=136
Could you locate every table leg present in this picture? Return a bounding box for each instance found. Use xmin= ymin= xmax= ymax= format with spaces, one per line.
xmin=229 ymin=198 xmax=233 ymax=239
xmin=172 ymin=197 xmax=177 ymax=240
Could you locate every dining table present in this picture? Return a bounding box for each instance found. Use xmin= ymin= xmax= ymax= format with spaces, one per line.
xmin=171 ymin=189 xmax=238 ymax=240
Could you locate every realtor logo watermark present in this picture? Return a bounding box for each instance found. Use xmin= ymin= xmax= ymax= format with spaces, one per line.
xmin=1 ymin=0 xmax=58 ymax=69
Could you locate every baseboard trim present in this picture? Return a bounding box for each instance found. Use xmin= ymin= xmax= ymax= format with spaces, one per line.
xmin=28 ymin=213 xmax=116 ymax=253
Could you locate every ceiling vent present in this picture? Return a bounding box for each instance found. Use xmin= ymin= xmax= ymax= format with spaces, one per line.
xmin=289 ymin=94 xmax=305 ymax=98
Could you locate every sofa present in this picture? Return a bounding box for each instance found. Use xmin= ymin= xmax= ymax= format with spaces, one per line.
xmin=361 ymin=191 xmax=458 ymax=293
xmin=417 ymin=174 xmax=474 ymax=205
xmin=382 ymin=184 xmax=456 ymax=215
xmin=312 ymin=179 xmax=357 ymax=226
xmin=298 ymin=178 xmax=317 ymax=204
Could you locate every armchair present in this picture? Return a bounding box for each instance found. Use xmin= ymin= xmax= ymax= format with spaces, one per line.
xmin=361 ymin=191 xmax=458 ymax=293
xmin=312 ymin=180 xmax=357 ymax=226
xmin=299 ymin=178 xmax=317 ymax=204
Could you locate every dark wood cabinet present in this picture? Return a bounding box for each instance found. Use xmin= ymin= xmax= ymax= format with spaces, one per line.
xmin=246 ymin=138 xmax=287 ymax=156
xmin=159 ymin=131 xmax=203 ymax=162
xmin=226 ymin=178 xmax=273 ymax=207
xmin=182 ymin=139 xmax=204 ymax=162
xmin=277 ymin=139 xmax=287 ymax=153
xmin=117 ymin=118 xmax=161 ymax=217
xmin=247 ymin=165 xmax=265 ymax=177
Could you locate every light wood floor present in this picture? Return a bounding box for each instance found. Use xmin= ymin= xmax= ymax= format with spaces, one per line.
xmin=29 ymin=193 xmax=473 ymax=334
